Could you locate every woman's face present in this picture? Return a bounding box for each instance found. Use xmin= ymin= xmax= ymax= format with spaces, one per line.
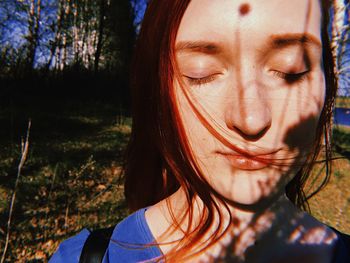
xmin=175 ymin=0 xmax=325 ymax=205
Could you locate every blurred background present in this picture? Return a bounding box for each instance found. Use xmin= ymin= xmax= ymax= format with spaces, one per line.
xmin=0 ymin=0 xmax=348 ymax=262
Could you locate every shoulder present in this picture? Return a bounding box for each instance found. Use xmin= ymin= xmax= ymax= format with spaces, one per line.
xmin=49 ymin=228 xmax=91 ymax=263
xmin=299 ymin=213 xmax=350 ymax=262
xmin=330 ymin=227 xmax=350 ymax=263
xmin=300 ymin=212 xmax=350 ymax=262
xmin=50 ymin=208 xmax=162 ymax=263
xmin=106 ymin=207 xmax=163 ymax=262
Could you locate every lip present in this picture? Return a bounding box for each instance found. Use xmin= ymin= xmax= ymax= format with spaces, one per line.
xmin=217 ymin=148 xmax=279 ymax=171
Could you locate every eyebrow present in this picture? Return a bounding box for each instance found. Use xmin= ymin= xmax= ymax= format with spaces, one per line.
xmin=175 ymin=41 xmax=223 ymax=54
xmin=269 ymin=33 xmax=322 ymax=49
xmin=175 ymin=33 xmax=322 ymax=56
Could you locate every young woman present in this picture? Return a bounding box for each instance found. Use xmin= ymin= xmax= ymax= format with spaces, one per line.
xmin=50 ymin=0 xmax=349 ymax=262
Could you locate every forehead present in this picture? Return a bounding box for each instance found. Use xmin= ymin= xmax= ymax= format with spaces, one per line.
xmin=176 ymin=0 xmax=322 ymax=46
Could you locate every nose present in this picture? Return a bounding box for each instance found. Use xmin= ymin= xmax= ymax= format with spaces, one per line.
xmin=225 ymin=81 xmax=272 ymax=140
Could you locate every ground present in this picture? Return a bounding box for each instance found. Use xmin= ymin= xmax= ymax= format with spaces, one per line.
xmin=0 ymin=98 xmax=349 ymax=262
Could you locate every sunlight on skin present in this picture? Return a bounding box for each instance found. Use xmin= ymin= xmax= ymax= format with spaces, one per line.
xmin=175 ymin=0 xmax=324 ymax=206
xmin=149 ymin=193 xmax=337 ymax=262
xmin=145 ymin=0 xmax=338 ymax=262
xmin=288 ymin=225 xmax=336 ymax=245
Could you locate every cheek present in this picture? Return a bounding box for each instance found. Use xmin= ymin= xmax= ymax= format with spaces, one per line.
xmin=175 ymin=82 xmax=219 ymax=160
xmin=175 ymin=84 xmax=205 ymax=146
xmin=278 ymin=75 xmax=325 ymax=151
xmin=283 ymin=114 xmax=320 ymax=152
xmin=304 ymin=73 xmax=326 ymax=115
xmin=303 ymin=74 xmax=326 ymax=117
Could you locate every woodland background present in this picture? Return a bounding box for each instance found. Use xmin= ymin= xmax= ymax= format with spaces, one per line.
xmin=0 ymin=0 xmax=349 ymax=262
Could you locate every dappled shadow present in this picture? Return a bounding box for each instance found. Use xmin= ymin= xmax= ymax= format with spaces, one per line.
xmin=1 ymin=0 xmax=345 ymax=261
xmin=164 ymin=0 xmax=343 ymax=261
xmin=199 ymin=113 xmax=329 ymax=262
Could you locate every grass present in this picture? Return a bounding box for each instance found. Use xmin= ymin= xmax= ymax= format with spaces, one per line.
xmin=0 ymin=99 xmax=350 ymax=262
xmin=306 ymin=124 xmax=350 ymax=234
xmin=335 ymin=96 xmax=350 ymax=108
xmin=0 ymin=100 xmax=130 ymax=262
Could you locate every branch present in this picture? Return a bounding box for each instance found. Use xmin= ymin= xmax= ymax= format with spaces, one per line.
xmin=1 ymin=120 xmax=31 ymax=263
xmin=339 ymin=65 xmax=350 ymax=74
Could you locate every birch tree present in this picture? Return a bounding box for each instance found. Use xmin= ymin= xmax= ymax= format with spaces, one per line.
xmin=332 ymin=0 xmax=350 ymax=96
xmin=26 ymin=0 xmax=42 ymax=70
xmin=94 ymin=0 xmax=107 ymax=72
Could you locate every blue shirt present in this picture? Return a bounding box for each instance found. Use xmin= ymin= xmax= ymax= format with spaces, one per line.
xmin=49 ymin=208 xmax=163 ymax=263
xmin=50 ymin=208 xmax=350 ymax=263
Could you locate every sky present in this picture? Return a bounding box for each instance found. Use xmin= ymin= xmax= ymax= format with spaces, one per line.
xmin=0 ymin=0 xmax=348 ymax=95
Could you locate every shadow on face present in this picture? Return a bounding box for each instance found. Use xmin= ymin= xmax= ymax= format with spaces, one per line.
xmin=170 ymin=0 xmax=335 ymax=261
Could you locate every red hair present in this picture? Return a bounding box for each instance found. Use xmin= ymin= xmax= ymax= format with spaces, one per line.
xmin=124 ymin=0 xmax=337 ymax=260
xmin=125 ymin=0 xmax=190 ymax=212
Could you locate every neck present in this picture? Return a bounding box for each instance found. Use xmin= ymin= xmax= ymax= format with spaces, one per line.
xmin=147 ymin=187 xmax=303 ymax=259
xmin=146 ymin=188 xmax=337 ymax=262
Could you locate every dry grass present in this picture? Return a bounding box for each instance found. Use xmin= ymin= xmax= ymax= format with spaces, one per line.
xmin=0 ymin=102 xmax=131 ymax=262
xmin=307 ymin=154 xmax=350 ymax=234
xmin=335 ymin=96 xmax=350 ymax=108
xmin=0 ymin=101 xmax=350 ymax=262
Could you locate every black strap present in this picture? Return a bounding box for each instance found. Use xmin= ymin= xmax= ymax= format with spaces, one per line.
xmin=79 ymin=226 xmax=115 ymax=263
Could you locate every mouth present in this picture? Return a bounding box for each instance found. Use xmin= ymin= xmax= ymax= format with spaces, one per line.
xmin=217 ymin=148 xmax=280 ymax=171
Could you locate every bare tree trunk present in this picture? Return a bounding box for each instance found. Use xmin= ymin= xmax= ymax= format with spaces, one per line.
xmin=337 ymin=1 xmax=350 ymax=74
xmin=60 ymin=34 xmax=67 ymax=70
xmin=0 ymin=121 xmax=31 ymax=263
xmin=60 ymin=0 xmax=72 ymax=70
xmin=79 ymin=0 xmax=87 ymax=64
xmin=332 ymin=0 xmax=350 ymax=97
xmin=331 ymin=0 xmax=347 ymax=75
xmin=94 ymin=0 xmax=106 ymax=73
xmin=73 ymin=0 xmax=80 ymax=63
xmin=46 ymin=0 xmax=65 ymax=71
xmin=34 ymin=0 xmax=41 ymax=57
xmin=26 ymin=0 xmax=41 ymax=70
xmin=82 ymin=0 xmax=92 ymax=68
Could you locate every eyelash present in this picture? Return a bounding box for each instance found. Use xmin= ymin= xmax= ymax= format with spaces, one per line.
xmin=184 ymin=70 xmax=310 ymax=87
xmin=184 ymin=75 xmax=217 ymax=86
xmin=273 ymin=70 xmax=310 ymax=84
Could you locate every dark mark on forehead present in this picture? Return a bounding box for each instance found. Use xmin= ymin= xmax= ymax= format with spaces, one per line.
xmin=239 ymin=3 xmax=251 ymax=16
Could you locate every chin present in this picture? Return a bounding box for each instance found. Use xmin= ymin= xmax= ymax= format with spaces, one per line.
xmin=210 ymin=169 xmax=283 ymax=210
xmin=227 ymin=188 xmax=269 ymax=207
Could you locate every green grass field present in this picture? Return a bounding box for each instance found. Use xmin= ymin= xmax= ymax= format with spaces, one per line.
xmin=0 ymin=100 xmax=349 ymax=262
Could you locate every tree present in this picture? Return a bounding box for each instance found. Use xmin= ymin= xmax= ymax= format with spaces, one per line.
xmin=332 ymin=0 xmax=350 ymax=96
xmin=94 ymin=0 xmax=106 ymax=72
xmin=25 ymin=0 xmax=42 ymax=70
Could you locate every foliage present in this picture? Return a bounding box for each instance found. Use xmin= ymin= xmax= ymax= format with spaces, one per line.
xmin=0 ymin=0 xmax=348 ymax=261
xmin=0 ymin=101 xmax=131 ymax=262
xmin=0 ymin=102 xmax=349 ymax=261
xmin=0 ymin=0 xmax=137 ymax=73
xmin=0 ymin=0 xmax=142 ymax=108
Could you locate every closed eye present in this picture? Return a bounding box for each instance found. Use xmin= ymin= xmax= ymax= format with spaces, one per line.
xmin=184 ymin=74 xmax=218 ymax=86
xmin=273 ymin=70 xmax=310 ymax=84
